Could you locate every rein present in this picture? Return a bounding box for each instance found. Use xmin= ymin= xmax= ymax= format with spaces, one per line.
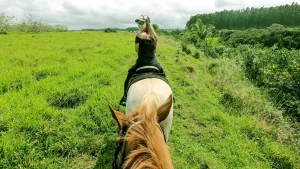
xmin=112 ymin=118 xmax=166 ymax=169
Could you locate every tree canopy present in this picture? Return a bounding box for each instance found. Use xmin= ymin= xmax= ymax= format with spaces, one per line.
xmin=186 ymin=2 xmax=300 ymax=30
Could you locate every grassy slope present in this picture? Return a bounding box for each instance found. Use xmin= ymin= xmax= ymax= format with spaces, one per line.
xmin=0 ymin=32 xmax=299 ymax=168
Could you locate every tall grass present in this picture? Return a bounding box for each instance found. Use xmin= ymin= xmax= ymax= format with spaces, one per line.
xmin=0 ymin=32 xmax=299 ymax=168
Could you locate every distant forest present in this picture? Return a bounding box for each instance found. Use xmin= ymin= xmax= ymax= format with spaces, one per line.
xmin=186 ymin=2 xmax=300 ymax=30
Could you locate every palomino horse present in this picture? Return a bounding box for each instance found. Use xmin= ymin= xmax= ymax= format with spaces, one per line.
xmin=109 ymin=72 xmax=174 ymax=168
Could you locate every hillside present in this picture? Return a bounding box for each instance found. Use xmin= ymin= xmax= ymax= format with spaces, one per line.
xmin=0 ymin=32 xmax=299 ymax=168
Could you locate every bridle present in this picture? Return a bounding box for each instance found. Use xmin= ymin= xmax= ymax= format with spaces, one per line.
xmin=112 ymin=118 xmax=166 ymax=169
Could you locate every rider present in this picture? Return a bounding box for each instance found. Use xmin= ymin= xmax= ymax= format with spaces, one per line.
xmin=119 ymin=15 xmax=165 ymax=106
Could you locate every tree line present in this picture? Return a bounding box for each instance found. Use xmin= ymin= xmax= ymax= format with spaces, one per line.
xmin=0 ymin=13 xmax=68 ymax=33
xmin=186 ymin=2 xmax=300 ymax=30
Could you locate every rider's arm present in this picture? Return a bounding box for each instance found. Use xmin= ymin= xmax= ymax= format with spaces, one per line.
xmin=135 ymin=43 xmax=139 ymax=53
xmin=135 ymin=32 xmax=142 ymax=53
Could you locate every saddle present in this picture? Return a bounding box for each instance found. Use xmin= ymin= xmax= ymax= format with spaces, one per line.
xmin=126 ymin=66 xmax=169 ymax=95
xmin=136 ymin=66 xmax=160 ymax=74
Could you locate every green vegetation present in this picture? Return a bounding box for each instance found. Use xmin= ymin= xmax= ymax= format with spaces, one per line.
xmin=104 ymin=28 xmax=117 ymax=33
xmin=0 ymin=13 xmax=67 ymax=33
xmin=186 ymin=2 xmax=300 ymax=29
xmin=175 ymin=17 xmax=300 ymax=123
xmin=1 ymin=31 xmax=299 ymax=168
xmin=218 ymin=24 xmax=300 ymax=49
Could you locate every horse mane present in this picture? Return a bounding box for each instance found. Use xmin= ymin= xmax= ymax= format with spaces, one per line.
xmin=123 ymin=92 xmax=165 ymax=169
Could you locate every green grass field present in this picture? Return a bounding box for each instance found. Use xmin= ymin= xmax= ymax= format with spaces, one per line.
xmin=0 ymin=31 xmax=299 ymax=168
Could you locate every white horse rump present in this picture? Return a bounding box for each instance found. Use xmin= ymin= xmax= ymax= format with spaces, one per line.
xmin=126 ymin=78 xmax=173 ymax=141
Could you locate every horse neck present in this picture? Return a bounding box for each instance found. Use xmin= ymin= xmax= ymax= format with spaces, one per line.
xmin=146 ymin=125 xmax=173 ymax=169
xmin=152 ymin=133 xmax=174 ymax=169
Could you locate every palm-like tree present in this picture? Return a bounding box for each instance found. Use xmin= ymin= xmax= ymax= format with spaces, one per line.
xmin=190 ymin=19 xmax=215 ymax=40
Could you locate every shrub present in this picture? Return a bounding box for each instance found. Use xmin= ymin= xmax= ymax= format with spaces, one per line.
xmin=104 ymin=28 xmax=117 ymax=33
xmin=221 ymin=27 xmax=300 ymax=50
xmin=193 ymin=52 xmax=200 ymax=59
xmin=233 ymin=45 xmax=300 ymax=121
xmin=181 ymin=42 xmax=191 ymax=55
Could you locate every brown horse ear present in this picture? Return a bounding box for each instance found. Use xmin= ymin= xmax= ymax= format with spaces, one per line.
xmin=157 ymin=94 xmax=173 ymax=122
xmin=108 ymin=105 xmax=128 ymax=130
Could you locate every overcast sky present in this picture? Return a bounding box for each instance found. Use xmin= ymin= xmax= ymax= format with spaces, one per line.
xmin=0 ymin=0 xmax=299 ymax=30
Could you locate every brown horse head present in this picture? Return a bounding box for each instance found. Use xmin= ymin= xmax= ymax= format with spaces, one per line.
xmin=109 ymin=94 xmax=174 ymax=169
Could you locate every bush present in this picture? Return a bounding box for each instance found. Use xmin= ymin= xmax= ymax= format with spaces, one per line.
xmin=267 ymin=23 xmax=286 ymax=31
xmin=233 ymin=45 xmax=300 ymax=121
xmin=221 ymin=27 xmax=300 ymax=50
xmin=181 ymin=42 xmax=191 ymax=55
xmin=104 ymin=28 xmax=117 ymax=33
xmin=0 ymin=31 xmax=7 ymax=34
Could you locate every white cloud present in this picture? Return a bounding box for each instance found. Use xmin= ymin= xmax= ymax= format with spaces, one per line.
xmin=0 ymin=0 xmax=299 ymax=30
xmin=62 ymin=1 xmax=86 ymax=15
xmin=215 ymin=0 xmax=243 ymax=8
